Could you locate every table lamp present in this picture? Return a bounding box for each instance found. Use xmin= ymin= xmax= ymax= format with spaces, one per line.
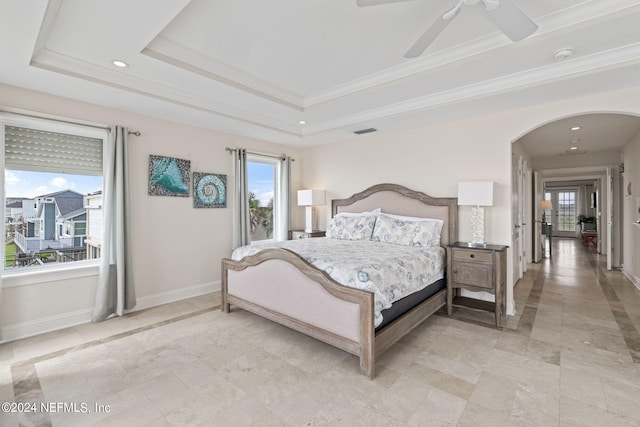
xmin=297 ymin=189 xmax=325 ymax=233
xmin=458 ymin=181 xmax=495 ymax=247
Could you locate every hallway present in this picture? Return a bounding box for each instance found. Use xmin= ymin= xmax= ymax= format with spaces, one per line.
xmin=505 ymin=236 xmax=640 ymax=424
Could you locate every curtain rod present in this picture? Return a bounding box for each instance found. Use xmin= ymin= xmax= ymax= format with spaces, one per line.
xmin=225 ymin=147 xmax=295 ymax=161
xmin=0 ymin=109 xmax=141 ymax=136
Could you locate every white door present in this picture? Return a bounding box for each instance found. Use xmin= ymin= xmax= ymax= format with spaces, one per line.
xmin=606 ymin=167 xmax=613 ymax=270
xmin=548 ymin=189 xmax=578 ymax=238
xmin=533 ymin=172 xmax=543 ymax=262
xmin=523 ymin=163 xmax=531 ymax=272
xmin=512 ymin=155 xmax=523 ymax=283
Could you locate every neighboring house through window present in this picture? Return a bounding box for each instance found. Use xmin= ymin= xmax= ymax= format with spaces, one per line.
xmin=1 ymin=114 xmax=106 ymax=272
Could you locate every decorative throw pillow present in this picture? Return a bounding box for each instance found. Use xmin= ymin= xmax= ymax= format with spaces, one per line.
xmin=372 ymin=214 xmax=441 ymax=247
xmin=326 ymin=215 xmax=377 ymax=240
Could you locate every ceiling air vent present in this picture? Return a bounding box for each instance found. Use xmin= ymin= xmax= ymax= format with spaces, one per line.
xmin=354 ymin=128 xmax=377 ymax=135
xmin=559 ymin=150 xmax=588 ymax=155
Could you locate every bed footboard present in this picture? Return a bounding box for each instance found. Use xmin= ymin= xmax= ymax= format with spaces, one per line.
xmin=222 ymin=248 xmax=376 ymax=378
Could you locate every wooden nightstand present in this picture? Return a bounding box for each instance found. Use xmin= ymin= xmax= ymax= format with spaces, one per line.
xmin=446 ymin=242 xmax=508 ymax=327
xmin=289 ymin=230 xmax=326 ymax=240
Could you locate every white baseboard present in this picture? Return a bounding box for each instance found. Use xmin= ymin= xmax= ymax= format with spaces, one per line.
xmin=622 ymin=269 xmax=640 ymax=292
xmin=1 ymin=307 xmax=94 ymax=344
xmin=127 ymin=280 xmax=220 ymax=312
xmin=1 ymin=280 xmax=220 ymax=344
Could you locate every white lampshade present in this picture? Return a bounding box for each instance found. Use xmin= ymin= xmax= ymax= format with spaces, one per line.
xmin=540 ymin=200 xmax=553 ymax=210
xmin=297 ymin=189 xmax=325 ymax=206
xmin=457 ymin=182 xmax=495 ymax=206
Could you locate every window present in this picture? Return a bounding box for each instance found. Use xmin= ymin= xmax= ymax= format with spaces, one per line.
xmin=557 ymin=191 xmax=576 ymax=232
xmin=545 ymin=189 xmax=577 ymax=237
xmin=247 ymin=154 xmax=284 ymax=242
xmin=2 ymin=115 xmax=106 ymax=272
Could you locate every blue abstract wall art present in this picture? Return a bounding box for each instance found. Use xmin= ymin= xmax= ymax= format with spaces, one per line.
xmin=148 ymin=155 xmax=190 ymax=197
xmin=193 ymin=172 xmax=227 ymax=208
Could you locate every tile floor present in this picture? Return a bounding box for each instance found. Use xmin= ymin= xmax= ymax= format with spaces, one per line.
xmin=2 ymin=237 xmax=640 ymax=426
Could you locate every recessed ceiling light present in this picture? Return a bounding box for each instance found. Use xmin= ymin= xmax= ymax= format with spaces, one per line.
xmin=298 ymin=120 xmax=306 ymax=125
xmin=570 ymin=146 xmax=578 ymax=150
xmin=571 ymin=126 xmax=581 ymax=131
xmin=112 ymin=60 xmax=128 ymax=68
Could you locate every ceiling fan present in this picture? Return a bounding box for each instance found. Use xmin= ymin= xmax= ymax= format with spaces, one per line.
xmin=356 ymin=0 xmax=538 ymax=58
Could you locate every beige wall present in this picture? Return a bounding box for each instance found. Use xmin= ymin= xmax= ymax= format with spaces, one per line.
xmin=303 ymin=86 xmax=640 ymax=314
xmin=3 ymin=82 xmax=640 ymax=339
xmin=623 ymin=129 xmax=640 ymax=286
xmin=0 ymin=84 xmax=302 ymax=340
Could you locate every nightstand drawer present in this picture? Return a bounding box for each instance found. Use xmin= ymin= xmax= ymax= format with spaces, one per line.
xmin=452 ymin=249 xmax=493 ymax=264
xmin=452 ymin=261 xmax=493 ymax=289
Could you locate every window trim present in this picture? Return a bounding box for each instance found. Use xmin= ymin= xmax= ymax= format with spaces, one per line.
xmin=2 ymin=259 xmax=100 ymax=287
xmin=246 ymin=153 xmax=282 ymax=244
xmin=1 ymin=113 xmax=106 ymax=284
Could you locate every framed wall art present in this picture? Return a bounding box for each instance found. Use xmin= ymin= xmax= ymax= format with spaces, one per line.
xmin=193 ymin=172 xmax=227 ymax=208
xmin=148 ymin=155 xmax=191 ymax=197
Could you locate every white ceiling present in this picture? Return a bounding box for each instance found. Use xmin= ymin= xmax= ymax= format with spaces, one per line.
xmin=1 ymin=0 xmax=640 ymax=152
xmin=517 ymin=113 xmax=640 ymax=158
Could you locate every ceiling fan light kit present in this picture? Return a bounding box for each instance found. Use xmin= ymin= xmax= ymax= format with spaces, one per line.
xmin=358 ymin=0 xmax=538 ymax=58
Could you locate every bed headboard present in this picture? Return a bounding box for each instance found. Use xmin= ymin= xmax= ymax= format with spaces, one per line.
xmin=331 ymin=183 xmax=458 ymax=246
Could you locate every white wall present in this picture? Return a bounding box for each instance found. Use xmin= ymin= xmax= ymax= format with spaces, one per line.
xmin=622 ymin=129 xmax=640 ymax=288
xmin=0 ymin=84 xmax=302 ymax=341
xmin=303 ymin=86 xmax=640 ymax=315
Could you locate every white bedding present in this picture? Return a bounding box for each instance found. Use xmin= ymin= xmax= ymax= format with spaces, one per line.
xmin=231 ymin=238 xmax=445 ymax=327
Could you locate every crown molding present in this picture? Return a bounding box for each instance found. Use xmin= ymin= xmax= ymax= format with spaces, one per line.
xmin=143 ymin=37 xmax=304 ymax=111
xmin=29 ymin=48 xmax=302 ymax=137
xmin=303 ymin=0 xmax=640 ymax=108
xmin=302 ymin=42 xmax=640 ymax=135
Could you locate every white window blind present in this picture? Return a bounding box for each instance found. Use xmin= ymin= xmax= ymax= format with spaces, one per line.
xmin=4 ymin=125 xmax=103 ymax=176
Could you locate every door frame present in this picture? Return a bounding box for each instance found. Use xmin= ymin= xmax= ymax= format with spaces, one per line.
xmin=537 ymin=167 xmax=613 ymax=270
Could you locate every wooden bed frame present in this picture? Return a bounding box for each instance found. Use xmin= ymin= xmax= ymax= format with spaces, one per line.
xmin=221 ymin=183 xmax=457 ymax=379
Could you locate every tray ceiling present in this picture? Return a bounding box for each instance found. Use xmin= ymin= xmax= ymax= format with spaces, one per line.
xmin=2 ymin=0 xmax=640 ymax=147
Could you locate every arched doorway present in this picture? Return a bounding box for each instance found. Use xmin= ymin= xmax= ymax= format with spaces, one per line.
xmin=511 ymin=113 xmax=640 ymax=284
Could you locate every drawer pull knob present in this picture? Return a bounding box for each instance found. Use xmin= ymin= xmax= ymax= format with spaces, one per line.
xmin=470 ymin=254 xmax=475 ymax=258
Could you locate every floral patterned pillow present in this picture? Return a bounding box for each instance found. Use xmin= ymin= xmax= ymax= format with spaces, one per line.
xmin=372 ymin=214 xmax=441 ymax=247
xmin=326 ymin=215 xmax=377 ymax=240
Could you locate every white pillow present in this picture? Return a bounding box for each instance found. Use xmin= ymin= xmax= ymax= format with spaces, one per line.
xmin=381 ymin=212 xmax=444 ymax=235
xmin=382 ymin=212 xmax=443 ymax=224
xmin=335 ymin=208 xmax=381 ymax=218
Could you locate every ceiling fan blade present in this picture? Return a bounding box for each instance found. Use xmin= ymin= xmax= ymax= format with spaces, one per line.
xmin=356 ymin=0 xmax=415 ymax=6
xmin=404 ymin=9 xmax=457 ymax=58
xmin=484 ymin=0 xmax=538 ymax=42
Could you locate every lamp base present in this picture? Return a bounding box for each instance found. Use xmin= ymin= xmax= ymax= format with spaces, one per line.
xmin=304 ymin=206 xmax=318 ymax=233
xmin=467 ymin=242 xmax=488 ymax=248
xmin=469 ymin=206 xmax=486 ymax=246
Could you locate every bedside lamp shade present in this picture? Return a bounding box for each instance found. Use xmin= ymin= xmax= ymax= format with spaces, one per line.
xmin=297 ymin=190 xmax=325 ymax=207
xmin=458 ymin=181 xmax=495 ymax=247
xmin=458 ymin=181 xmax=495 ymax=207
xmin=540 ymin=200 xmax=552 ymax=224
xmin=297 ymin=189 xmax=325 ymax=233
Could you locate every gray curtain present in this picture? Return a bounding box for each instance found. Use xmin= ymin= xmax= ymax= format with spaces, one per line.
xmin=234 ymin=149 xmax=251 ymax=248
xmin=277 ymin=156 xmax=292 ymax=241
xmin=0 ymin=265 xmax=3 ymax=341
xmin=92 ymin=125 xmax=135 ymax=322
